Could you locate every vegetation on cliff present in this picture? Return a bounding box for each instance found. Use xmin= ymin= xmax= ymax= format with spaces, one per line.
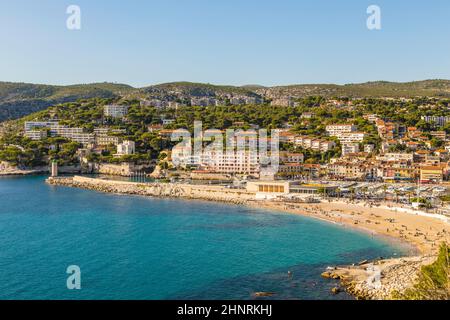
xmin=394 ymin=243 xmax=450 ymax=300
xmin=0 ymin=82 xmax=133 ymax=121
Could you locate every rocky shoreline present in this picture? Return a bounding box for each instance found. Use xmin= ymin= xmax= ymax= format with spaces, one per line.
xmin=45 ymin=175 xmax=446 ymax=300
xmin=0 ymin=169 xmax=47 ymax=176
xmin=321 ymin=255 xmax=435 ymax=299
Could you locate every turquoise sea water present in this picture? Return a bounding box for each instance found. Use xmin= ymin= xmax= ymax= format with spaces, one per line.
xmin=0 ymin=176 xmax=409 ymax=300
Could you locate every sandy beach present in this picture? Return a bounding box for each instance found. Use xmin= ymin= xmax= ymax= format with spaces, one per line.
xmin=257 ymin=200 xmax=450 ymax=255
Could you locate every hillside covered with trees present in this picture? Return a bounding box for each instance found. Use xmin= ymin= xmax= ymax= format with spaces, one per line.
xmin=3 ymin=79 xmax=450 ymax=122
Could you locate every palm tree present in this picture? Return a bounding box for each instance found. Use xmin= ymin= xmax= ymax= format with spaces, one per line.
xmin=317 ymin=187 xmax=327 ymax=199
xmin=336 ymin=187 xmax=342 ymax=199
xmin=407 ymin=191 xmax=413 ymax=204
xmin=349 ymin=187 xmax=355 ymax=201
xmin=362 ymin=186 xmax=369 ymax=200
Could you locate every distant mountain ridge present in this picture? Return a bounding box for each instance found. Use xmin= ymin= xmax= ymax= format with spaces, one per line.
xmin=1 ymin=79 xmax=450 ymax=122
xmin=146 ymin=81 xmax=260 ymax=96
xmin=255 ymin=80 xmax=450 ymax=99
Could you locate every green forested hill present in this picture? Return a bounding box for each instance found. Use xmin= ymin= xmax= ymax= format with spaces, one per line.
xmin=0 ymin=82 xmax=134 ymax=121
xmin=2 ymin=79 xmax=450 ymax=122
xmin=259 ymin=80 xmax=450 ymax=98
xmin=146 ymin=81 xmax=261 ymax=96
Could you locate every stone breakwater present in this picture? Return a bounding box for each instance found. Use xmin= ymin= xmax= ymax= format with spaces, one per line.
xmin=46 ymin=176 xmax=255 ymax=204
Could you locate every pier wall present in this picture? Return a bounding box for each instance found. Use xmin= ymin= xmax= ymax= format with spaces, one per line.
xmin=47 ymin=176 xmax=256 ymax=204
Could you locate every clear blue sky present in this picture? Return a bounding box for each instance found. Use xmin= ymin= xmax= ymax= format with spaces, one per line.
xmin=0 ymin=0 xmax=449 ymax=87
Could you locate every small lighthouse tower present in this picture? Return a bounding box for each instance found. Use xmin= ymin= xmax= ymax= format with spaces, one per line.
xmin=51 ymin=160 xmax=58 ymax=177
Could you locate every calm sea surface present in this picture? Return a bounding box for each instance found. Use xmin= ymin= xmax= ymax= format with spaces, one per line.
xmin=0 ymin=176 xmax=409 ymax=300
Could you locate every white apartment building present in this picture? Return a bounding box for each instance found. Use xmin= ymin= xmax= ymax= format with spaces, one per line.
xmin=430 ymin=131 xmax=447 ymax=141
xmin=168 ymin=101 xmax=184 ymax=109
xmin=204 ymin=150 xmax=260 ymax=175
xmin=25 ymin=130 xmax=48 ymax=141
xmin=364 ymin=144 xmax=375 ymax=153
xmin=117 ymin=140 xmax=135 ymax=155
xmin=421 ymin=116 xmax=450 ymax=127
xmin=171 ymin=145 xmax=200 ymax=167
xmin=50 ymin=126 xmax=95 ymax=146
xmin=24 ymin=121 xmax=59 ymax=132
xmin=294 ymin=136 xmax=335 ymax=152
xmin=342 ymin=143 xmax=359 ymax=156
xmin=230 ymin=97 xmax=245 ymax=105
xmin=337 ymin=132 xmax=365 ymax=144
xmin=94 ymin=128 xmax=110 ymax=135
xmin=279 ymin=152 xmax=304 ymax=164
xmin=50 ymin=126 xmax=84 ymax=136
xmin=172 ymin=147 xmax=260 ymax=175
xmin=301 ymin=112 xmax=315 ymax=119
xmin=69 ymin=133 xmax=95 ymax=145
xmin=277 ymin=163 xmax=304 ymax=175
xmin=298 ymin=137 xmax=312 ymax=149
xmin=327 ymin=162 xmax=374 ymax=180
xmin=191 ymin=97 xmax=216 ymax=107
xmin=104 ymin=104 xmax=128 ymax=118
xmin=311 ymin=139 xmax=322 ymax=151
xmin=24 ymin=121 xmax=98 ymax=145
xmin=94 ymin=128 xmax=126 ymax=136
xmin=318 ymin=141 xmax=336 ymax=152
xmin=270 ymin=98 xmax=295 ymax=107
xmin=363 ymin=114 xmax=379 ymax=123
xmin=279 ymin=132 xmax=296 ymax=143
xmin=376 ymin=153 xmax=414 ymax=162
xmin=325 ymin=124 xmax=357 ymax=136
xmin=162 ymin=119 xmax=175 ymax=125
xmin=140 ymin=99 xmax=167 ymax=108
xmin=95 ymin=135 xmax=120 ymax=146
xmin=244 ymin=97 xmax=262 ymax=105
